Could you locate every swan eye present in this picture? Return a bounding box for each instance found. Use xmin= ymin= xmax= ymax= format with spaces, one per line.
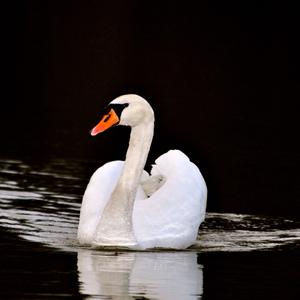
xmin=109 ymin=103 xmax=129 ymax=118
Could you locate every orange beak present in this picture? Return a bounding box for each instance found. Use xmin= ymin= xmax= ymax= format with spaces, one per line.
xmin=90 ymin=108 xmax=120 ymax=136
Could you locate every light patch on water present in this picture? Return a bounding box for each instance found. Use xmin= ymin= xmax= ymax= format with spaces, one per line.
xmin=0 ymin=189 xmax=43 ymax=200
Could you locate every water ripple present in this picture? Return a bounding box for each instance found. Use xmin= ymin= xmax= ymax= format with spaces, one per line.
xmin=0 ymin=158 xmax=299 ymax=253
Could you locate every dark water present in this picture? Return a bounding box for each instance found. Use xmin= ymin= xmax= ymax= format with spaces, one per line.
xmin=0 ymin=158 xmax=299 ymax=299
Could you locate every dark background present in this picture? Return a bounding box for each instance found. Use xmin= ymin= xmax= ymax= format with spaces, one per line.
xmin=1 ymin=1 xmax=298 ymax=217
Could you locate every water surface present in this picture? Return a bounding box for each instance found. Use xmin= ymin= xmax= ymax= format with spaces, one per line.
xmin=0 ymin=158 xmax=299 ymax=299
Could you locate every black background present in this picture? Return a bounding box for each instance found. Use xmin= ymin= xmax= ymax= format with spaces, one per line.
xmin=1 ymin=1 xmax=298 ymax=217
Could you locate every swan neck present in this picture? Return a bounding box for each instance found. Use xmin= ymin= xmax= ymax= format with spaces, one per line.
xmin=119 ymin=121 xmax=154 ymax=189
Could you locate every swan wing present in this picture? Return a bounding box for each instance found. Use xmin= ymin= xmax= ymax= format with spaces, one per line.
xmin=77 ymin=161 xmax=123 ymax=244
xmin=78 ymin=161 xmax=147 ymax=244
xmin=133 ymin=150 xmax=207 ymax=249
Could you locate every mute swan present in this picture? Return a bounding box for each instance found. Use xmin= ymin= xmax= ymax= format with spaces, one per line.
xmin=78 ymin=94 xmax=207 ymax=249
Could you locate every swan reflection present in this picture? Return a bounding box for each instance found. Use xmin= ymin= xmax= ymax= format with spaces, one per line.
xmin=77 ymin=250 xmax=203 ymax=300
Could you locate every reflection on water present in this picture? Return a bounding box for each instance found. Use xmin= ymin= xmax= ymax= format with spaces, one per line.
xmin=0 ymin=158 xmax=299 ymax=299
xmin=78 ymin=250 xmax=203 ymax=300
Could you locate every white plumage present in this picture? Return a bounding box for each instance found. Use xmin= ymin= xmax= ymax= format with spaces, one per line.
xmin=77 ymin=95 xmax=207 ymax=249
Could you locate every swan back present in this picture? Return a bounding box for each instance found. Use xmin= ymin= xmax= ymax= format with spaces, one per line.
xmin=133 ymin=150 xmax=207 ymax=249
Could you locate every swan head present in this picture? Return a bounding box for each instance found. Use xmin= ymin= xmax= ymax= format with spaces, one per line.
xmin=91 ymin=94 xmax=154 ymax=136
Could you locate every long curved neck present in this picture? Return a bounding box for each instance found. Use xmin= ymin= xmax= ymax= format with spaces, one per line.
xmin=94 ymin=119 xmax=154 ymax=247
xmin=119 ymin=121 xmax=154 ymax=192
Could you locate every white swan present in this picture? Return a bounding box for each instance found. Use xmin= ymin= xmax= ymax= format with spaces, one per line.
xmin=78 ymin=94 xmax=207 ymax=250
